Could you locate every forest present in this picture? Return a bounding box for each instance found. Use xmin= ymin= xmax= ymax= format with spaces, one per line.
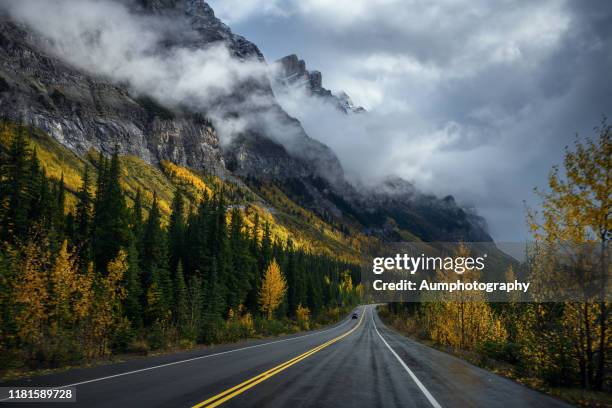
xmin=0 ymin=121 xmax=362 ymax=372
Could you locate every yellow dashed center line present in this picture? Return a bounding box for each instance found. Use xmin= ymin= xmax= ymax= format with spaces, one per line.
xmin=192 ymin=310 xmax=365 ymax=408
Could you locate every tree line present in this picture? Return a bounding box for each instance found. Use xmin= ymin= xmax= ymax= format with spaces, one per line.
xmin=0 ymin=123 xmax=362 ymax=368
xmin=382 ymin=119 xmax=610 ymax=395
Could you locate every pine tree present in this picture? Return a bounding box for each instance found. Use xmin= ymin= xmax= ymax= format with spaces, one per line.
xmin=244 ymin=211 xmax=261 ymax=314
xmin=54 ymin=174 xmax=66 ymax=233
xmin=286 ymin=239 xmax=298 ymax=316
xmin=205 ymin=257 xmax=225 ymax=319
xmin=168 ymin=189 xmax=185 ymax=276
xmin=25 ymin=149 xmax=44 ymax=224
xmin=227 ymin=208 xmax=253 ymax=311
xmin=75 ymin=166 xmax=92 ymax=241
xmin=92 ymin=149 xmax=130 ymax=272
xmin=131 ymin=188 xmax=145 ymax=261
xmin=185 ymin=274 xmax=203 ymax=341
xmin=123 ymin=239 xmax=142 ymax=328
xmin=212 ymin=195 xmax=230 ymax=312
xmin=174 ymin=261 xmax=188 ymax=336
xmin=185 ymin=194 xmax=210 ymax=278
xmin=259 ymin=222 xmax=272 ymax=275
xmin=2 ymin=124 xmax=30 ymax=241
xmin=141 ymin=193 xmax=171 ymax=318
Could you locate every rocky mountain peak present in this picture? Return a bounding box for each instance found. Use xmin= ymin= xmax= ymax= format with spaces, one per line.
xmin=336 ymin=91 xmax=366 ymax=114
xmin=274 ymin=54 xmax=365 ymax=114
xmin=131 ymin=0 xmax=263 ymax=60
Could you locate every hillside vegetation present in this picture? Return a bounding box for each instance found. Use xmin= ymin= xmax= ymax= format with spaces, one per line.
xmin=0 ymin=121 xmax=364 ymax=262
xmin=0 ymin=120 xmax=365 ymax=376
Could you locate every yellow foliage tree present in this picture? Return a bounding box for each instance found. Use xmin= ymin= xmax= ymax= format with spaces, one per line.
xmin=49 ymin=240 xmax=79 ymax=334
xmin=421 ymin=243 xmax=506 ymax=350
xmin=74 ymin=263 xmax=95 ymax=321
xmin=527 ymin=119 xmax=610 ymax=389
xmin=258 ymin=259 xmax=287 ymax=320
xmin=14 ymin=241 xmax=50 ymax=353
xmin=90 ymin=250 xmax=128 ymax=356
xmin=296 ymin=303 xmax=310 ymax=330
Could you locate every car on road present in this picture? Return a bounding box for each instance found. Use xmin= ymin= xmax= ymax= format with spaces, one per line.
xmin=352 ymin=312 xmax=358 ymax=319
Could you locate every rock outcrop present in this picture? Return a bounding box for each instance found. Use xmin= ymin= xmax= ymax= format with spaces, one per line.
xmin=274 ymin=54 xmax=365 ymax=114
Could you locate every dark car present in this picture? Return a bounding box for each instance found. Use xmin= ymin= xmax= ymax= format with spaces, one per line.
xmin=351 ymin=312 xmax=358 ymax=319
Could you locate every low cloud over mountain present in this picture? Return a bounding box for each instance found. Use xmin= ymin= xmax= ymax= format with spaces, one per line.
xmin=211 ymin=0 xmax=612 ymax=240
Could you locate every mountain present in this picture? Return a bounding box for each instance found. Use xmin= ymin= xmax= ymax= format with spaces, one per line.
xmin=0 ymin=0 xmax=492 ymax=244
xmin=273 ymin=54 xmax=366 ymax=114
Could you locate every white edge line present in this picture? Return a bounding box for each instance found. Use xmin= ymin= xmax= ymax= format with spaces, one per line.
xmin=0 ymin=314 xmax=354 ymax=400
xmin=370 ymin=306 xmax=442 ymax=408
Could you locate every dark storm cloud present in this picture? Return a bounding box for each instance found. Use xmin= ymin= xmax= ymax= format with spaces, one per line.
xmin=207 ymin=0 xmax=612 ymax=242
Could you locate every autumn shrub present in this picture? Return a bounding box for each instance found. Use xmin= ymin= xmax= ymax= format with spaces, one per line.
xmin=111 ymin=322 xmax=137 ymax=353
xmin=254 ymin=316 xmax=286 ymax=337
xmin=123 ymin=338 xmax=148 ymax=355
xmin=296 ymin=304 xmax=311 ymax=330
xmin=476 ymin=340 xmax=522 ymax=365
xmin=146 ymin=322 xmax=170 ymax=351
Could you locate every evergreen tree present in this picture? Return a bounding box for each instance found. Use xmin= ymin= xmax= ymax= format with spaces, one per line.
xmin=168 ymin=189 xmax=185 ymax=276
xmin=259 ymin=222 xmax=272 ymax=273
xmin=25 ymin=149 xmax=44 ymax=224
xmin=174 ymin=261 xmax=188 ymax=335
xmin=205 ymin=257 xmax=225 ymax=318
xmin=123 ymin=239 xmax=142 ymax=328
xmin=54 ymin=174 xmax=66 ymax=232
xmin=285 ymin=240 xmax=303 ymax=316
xmin=245 ymin=211 xmax=261 ymax=314
xmin=185 ymin=274 xmax=203 ymax=342
xmin=2 ymin=124 xmax=30 ymax=241
xmin=212 ymin=194 xmax=230 ymax=312
xmin=75 ymin=165 xmax=92 ymax=267
xmin=92 ymin=148 xmax=130 ymax=272
xmin=141 ymin=193 xmax=171 ymax=314
xmin=227 ymin=208 xmax=253 ymax=310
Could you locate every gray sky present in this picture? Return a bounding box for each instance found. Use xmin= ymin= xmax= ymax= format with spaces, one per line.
xmin=209 ymin=0 xmax=612 ymax=242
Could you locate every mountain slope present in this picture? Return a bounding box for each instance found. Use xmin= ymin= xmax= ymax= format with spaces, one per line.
xmin=0 ymin=121 xmax=366 ymax=261
xmin=0 ymin=0 xmax=492 ymax=244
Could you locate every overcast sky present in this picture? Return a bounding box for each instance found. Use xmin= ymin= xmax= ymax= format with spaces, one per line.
xmin=209 ymin=0 xmax=612 ymax=242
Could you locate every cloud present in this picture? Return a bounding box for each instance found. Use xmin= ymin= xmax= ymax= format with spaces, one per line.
xmin=222 ymin=0 xmax=612 ymax=241
xmin=2 ymin=0 xmax=273 ymax=143
xmin=204 ymin=0 xmax=288 ymax=24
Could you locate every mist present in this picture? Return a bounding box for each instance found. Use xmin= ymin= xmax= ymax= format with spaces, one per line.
xmin=1 ymin=0 xmax=274 ymax=143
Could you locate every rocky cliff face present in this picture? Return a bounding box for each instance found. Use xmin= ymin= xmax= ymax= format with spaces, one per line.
xmin=0 ymin=0 xmax=491 ymax=242
xmin=0 ymin=16 xmax=226 ymax=174
xmin=274 ymin=54 xmax=365 ymax=114
xmin=0 ymin=0 xmax=340 ymax=180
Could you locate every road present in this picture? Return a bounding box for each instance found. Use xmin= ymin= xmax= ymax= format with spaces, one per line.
xmin=1 ymin=305 xmax=572 ymax=407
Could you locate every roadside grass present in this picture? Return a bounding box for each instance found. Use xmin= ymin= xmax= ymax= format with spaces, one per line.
xmin=0 ymin=306 xmax=355 ymax=382
xmin=376 ymin=305 xmax=611 ymax=408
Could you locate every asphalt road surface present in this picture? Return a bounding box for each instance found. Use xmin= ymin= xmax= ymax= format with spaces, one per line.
xmin=1 ymin=305 xmax=572 ymax=407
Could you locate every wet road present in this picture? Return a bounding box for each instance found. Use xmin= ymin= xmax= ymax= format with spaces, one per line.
xmin=1 ymin=305 xmax=572 ymax=407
